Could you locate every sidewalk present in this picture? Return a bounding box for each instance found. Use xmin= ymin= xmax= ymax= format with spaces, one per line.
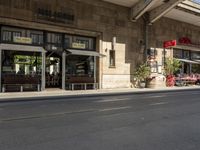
xmin=0 ymin=86 xmax=200 ymax=101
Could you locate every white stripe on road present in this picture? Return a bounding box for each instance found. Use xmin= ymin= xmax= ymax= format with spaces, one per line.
xmin=143 ymin=95 xmax=166 ymax=99
xmin=98 ymin=106 xmax=131 ymax=112
xmin=96 ymin=98 xmax=130 ymax=103
xmin=149 ymin=102 xmax=168 ymax=106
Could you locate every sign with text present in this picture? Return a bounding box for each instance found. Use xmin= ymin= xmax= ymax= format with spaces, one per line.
xmin=163 ymin=40 xmax=176 ymax=48
xmin=72 ymin=43 xmax=86 ymax=49
xmin=36 ymin=7 xmax=74 ymax=24
xmin=13 ymin=37 xmax=32 ymax=44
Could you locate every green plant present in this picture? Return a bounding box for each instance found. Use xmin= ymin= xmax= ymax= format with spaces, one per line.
xmin=164 ymin=58 xmax=181 ymax=76
xmin=134 ymin=63 xmax=151 ymax=82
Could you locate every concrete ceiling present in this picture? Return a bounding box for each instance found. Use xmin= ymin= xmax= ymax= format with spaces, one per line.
xmin=102 ymin=0 xmax=139 ymax=7
xmin=102 ymin=0 xmax=200 ymax=26
xmin=165 ymin=8 xmax=200 ymax=26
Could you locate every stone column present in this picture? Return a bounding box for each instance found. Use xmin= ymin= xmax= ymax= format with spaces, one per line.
xmin=41 ymin=51 xmax=46 ymax=91
xmin=94 ymin=56 xmax=97 ymax=89
xmin=62 ymin=51 xmax=66 ymax=90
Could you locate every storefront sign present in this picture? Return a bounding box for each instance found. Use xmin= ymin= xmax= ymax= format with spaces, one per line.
xmin=179 ymin=37 xmax=192 ymax=44
xmin=13 ymin=37 xmax=32 ymax=44
xmin=163 ymin=40 xmax=177 ymax=48
xmin=179 ymin=37 xmax=200 ymax=47
xmin=72 ymin=43 xmax=86 ymax=49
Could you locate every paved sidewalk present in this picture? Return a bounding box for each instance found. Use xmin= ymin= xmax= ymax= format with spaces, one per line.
xmin=0 ymin=86 xmax=200 ymax=101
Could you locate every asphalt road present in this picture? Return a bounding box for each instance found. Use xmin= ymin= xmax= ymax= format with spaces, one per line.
xmin=0 ymin=90 xmax=200 ymax=150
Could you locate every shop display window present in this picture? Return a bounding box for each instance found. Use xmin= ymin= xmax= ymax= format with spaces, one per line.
xmin=66 ymin=55 xmax=94 ymax=77
xmin=1 ymin=50 xmax=42 ymax=88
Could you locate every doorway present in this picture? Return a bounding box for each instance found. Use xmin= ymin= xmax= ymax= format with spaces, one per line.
xmin=46 ymin=52 xmax=62 ymax=88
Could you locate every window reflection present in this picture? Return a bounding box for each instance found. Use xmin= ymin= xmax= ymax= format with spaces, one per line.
xmin=66 ymin=55 xmax=94 ymax=77
xmin=1 ymin=50 xmax=42 ymax=90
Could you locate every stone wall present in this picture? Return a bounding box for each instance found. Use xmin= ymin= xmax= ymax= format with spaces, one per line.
xmin=0 ymin=0 xmax=145 ymax=89
xmin=149 ymin=17 xmax=200 ymax=48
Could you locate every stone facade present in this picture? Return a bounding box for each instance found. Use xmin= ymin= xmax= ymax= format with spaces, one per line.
xmin=0 ymin=0 xmax=145 ymax=89
xmin=0 ymin=0 xmax=199 ymax=89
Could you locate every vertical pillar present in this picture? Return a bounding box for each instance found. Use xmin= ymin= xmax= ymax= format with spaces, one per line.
xmin=41 ymin=51 xmax=46 ymax=91
xmin=189 ymin=63 xmax=192 ymax=74
xmin=0 ymin=49 xmax=2 ymax=92
xmin=62 ymin=51 xmax=66 ymax=90
xmin=94 ymin=56 xmax=97 ymax=89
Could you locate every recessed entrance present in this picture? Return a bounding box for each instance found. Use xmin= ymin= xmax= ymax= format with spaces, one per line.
xmin=46 ymin=52 xmax=62 ymax=88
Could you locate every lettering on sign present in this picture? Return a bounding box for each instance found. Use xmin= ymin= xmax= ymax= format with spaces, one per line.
xmin=179 ymin=37 xmax=200 ymax=47
xmin=36 ymin=7 xmax=74 ymax=24
xmin=163 ymin=40 xmax=176 ymax=48
xmin=72 ymin=43 xmax=86 ymax=49
xmin=13 ymin=37 xmax=32 ymax=44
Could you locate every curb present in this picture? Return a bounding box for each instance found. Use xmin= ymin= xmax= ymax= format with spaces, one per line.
xmin=0 ymin=87 xmax=200 ymax=103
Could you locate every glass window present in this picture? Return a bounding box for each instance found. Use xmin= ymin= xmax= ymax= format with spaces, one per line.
xmin=2 ymin=31 xmax=12 ymax=42
xmin=2 ymin=50 xmax=42 ymax=76
xmin=1 ymin=50 xmax=42 ymax=92
xmin=66 ymin=55 xmax=94 ymax=77
xmin=191 ymin=52 xmax=200 ymax=60
xmin=31 ymin=33 xmax=43 ymax=45
xmin=109 ymin=50 xmax=115 ymax=67
xmin=13 ymin=31 xmax=21 ymax=38
xmin=64 ymin=35 xmax=95 ymax=50
xmin=46 ymin=33 xmax=62 ymax=51
xmin=173 ymin=49 xmax=182 ymax=58
xmin=183 ymin=50 xmax=190 ymax=59
xmin=47 ymin=33 xmax=62 ymax=44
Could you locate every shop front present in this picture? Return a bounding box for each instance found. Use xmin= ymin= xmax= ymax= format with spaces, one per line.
xmin=0 ymin=25 xmax=103 ymax=92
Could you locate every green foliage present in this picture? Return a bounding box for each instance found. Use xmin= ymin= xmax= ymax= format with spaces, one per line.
xmin=134 ymin=63 xmax=151 ymax=82
xmin=165 ymin=58 xmax=181 ymax=75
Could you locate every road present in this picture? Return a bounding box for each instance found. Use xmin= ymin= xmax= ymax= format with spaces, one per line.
xmin=0 ymin=90 xmax=200 ymax=150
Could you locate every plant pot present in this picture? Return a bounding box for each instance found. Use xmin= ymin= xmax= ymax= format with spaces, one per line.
xmin=166 ymin=75 xmax=175 ymax=87
xmin=139 ymin=81 xmax=146 ymax=88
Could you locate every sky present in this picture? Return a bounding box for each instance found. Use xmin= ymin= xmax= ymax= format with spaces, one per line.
xmin=192 ymin=0 xmax=200 ymax=4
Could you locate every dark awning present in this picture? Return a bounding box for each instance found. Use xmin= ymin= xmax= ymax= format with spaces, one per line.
xmin=66 ymin=49 xmax=105 ymax=57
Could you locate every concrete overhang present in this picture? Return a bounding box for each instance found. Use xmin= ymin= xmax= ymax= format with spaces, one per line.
xmin=102 ymin=0 xmax=200 ymax=26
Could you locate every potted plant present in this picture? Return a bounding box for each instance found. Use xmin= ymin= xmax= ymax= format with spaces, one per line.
xmin=134 ymin=63 xmax=151 ymax=88
xmin=164 ymin=58 xmax=181 ymax=87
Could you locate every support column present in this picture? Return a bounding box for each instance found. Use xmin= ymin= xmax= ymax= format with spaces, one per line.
xmin=94 ymin=56 xmax=97 ymax=89
xmin=0 ymin=49 xmax=2 ymax=92
xmin=62 ymin=51 xmax=66 ymax=90
xmin=41 ymin=51 xmax=46 ymax=91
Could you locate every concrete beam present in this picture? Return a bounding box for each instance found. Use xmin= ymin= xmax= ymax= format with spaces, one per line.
xmin=149 ymin=0 xmax=184 ymax=24
xmin=131 ymin=0 xmax=160 ymax=21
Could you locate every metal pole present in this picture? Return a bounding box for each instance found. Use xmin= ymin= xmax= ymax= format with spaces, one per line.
xmin=0 ymin=49 xmax=2 ymax=92
xmin=163 ymin=48 xmax=166 ymax=69
xmin=94 ymin=56 xmax=97 ymax=85
xmin=41 ymin=52 xmax=46 ymax=91
xmin=62 ymin=51 xmax=66 ymax=90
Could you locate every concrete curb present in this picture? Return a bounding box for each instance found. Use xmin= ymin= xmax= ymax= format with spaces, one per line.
xmin=0 ymin=86 xmax=200 ymax=103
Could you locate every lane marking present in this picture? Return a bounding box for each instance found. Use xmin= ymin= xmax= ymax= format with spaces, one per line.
xmin=96 ymin=98 xmax=130 ymax=103
xmin=149 ymin=102 xmax=168 ymax=106
xmin=98 ymin=106 xmax=131 ymax=112
xmin=147 ymin=95 xmax=166 ymax=98
xmin=0 ymin=108 xmax=97 ymax=122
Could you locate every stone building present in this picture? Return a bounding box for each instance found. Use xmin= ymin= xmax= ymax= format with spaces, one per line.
xmin=0 ymin=0 xmax=199 ymax=92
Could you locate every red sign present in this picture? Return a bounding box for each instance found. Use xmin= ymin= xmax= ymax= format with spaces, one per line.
xmin=163 ymin=40 xmax=177 ymax=48
xmin=179 ymin=37 xmax=192 ymax=45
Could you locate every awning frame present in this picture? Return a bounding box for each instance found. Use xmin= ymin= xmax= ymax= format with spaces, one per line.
xmin=66 ymin=49 xmax=105 ymax=57
xmin=0 ymin=43 xmax=46 ymax=53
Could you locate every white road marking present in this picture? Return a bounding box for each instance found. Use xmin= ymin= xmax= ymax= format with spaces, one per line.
xmin=98 ymin=106 xmax=131 ymax=112
xmin=148 ymin=95 xmax=166 ymax=98
xmin=149 ymin=102 xmax=168 ymax=106
xmin=96 ymin=98 xmax=130 ymax=103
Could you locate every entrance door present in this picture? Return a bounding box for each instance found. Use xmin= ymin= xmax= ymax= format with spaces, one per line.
xmin=46 ymin=53 xmax=62 ymax=88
